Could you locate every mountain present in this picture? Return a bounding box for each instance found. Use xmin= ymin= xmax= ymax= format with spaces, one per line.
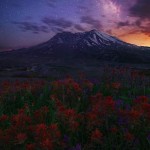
xmin=0 ymin=29 xmax=150 ymax=70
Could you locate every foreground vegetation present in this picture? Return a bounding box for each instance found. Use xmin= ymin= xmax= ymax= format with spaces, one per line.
xmin=0 ymin=67 xmax=150 ymax=150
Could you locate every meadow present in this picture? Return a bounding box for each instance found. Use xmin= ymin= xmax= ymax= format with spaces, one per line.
xmin=0 ymin=67 xmax=150 ymax=150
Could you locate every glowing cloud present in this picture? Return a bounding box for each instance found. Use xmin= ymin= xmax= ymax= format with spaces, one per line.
xmin=100 ymin=0 xmax=121 ymax=19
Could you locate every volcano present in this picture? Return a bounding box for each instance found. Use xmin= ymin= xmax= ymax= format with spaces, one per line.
xmin=0 ymin=30 xmax=150 ymax=70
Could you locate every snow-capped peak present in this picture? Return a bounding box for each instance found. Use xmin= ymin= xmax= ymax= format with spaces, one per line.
xmin=88 ymin=30 xmax=123 ymax=44
xmin=48 ymin=29 xmax=129 ymax=47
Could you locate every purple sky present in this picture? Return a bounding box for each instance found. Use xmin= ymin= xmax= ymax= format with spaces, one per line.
xmin=0 ymin=0 xmax=150 ymax=51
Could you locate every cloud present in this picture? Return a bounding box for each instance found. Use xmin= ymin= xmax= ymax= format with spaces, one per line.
xmin=51 ymin=27 xmax=64 ymax=33
xmin=117 ymin=21 xmax=130 ymax=28
xmin=118 ymin=29 xmax=140 ymax=37
xmin=74 ymin=24 xmax=85 ymax=31
xmin=13 ymin=21 xmax=49 ymax=34
xmin=134 ymin=19 xmax=142 ymax=27
xmin=129 ymin=0 xmax=150 ymax=20
xmin=105 ymin=29 xmax=113 ymax=35
xmin=13 ymin=17 xmax=75 ymax=34
xmin=42 ymin=17 xmax=73 ymax=29
xmin=139 ymin=23 xmax=150 ymax=37
xmin=80 ymin=16 xmax=102 ymax=30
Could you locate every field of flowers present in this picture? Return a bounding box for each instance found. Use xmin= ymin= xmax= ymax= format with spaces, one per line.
xmin=0 ymin=67 xmax=150 ymax=150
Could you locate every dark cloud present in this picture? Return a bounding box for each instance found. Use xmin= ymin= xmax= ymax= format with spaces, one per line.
xmin=74 ymin=24 xmax=85 ymax=31
xmin=42 ymin=17 xmax=73 ymax=29
xmin=106 ymin=30 xmax=113 ymax=35
xmin=119 ymin=30 xmax=140 ymax=37
xmin=80 ymin=16 xmax=102 ymax=30
xmin=51 ymin=27 xmax=64 ymax=33
xmin=117 ymin=21 xmax=130 ymax=28
xmin=139 ymin=23 xmax=150 ymax=37
xmin=13 ymin=21 xmax=49 ymax=34
xmin=13 ymin=17 xmax=74 ymax=34
xmin=130 ymin=0 xmax=150 ymax=20
xmin=134 ymin=19 xmax=142 ymax=27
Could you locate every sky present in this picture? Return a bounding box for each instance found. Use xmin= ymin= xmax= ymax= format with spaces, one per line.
xmin=0 ymin=0 xmax=150 ymax=51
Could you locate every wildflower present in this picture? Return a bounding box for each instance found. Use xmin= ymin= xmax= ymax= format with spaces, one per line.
xmin=91 ymin=128 xmax=103 ymax=142
xmin=41 ymin=139 xmax=53 ymax=150
xmin=112 ymin=82 xmax=121 ymax=89
xmin=49 ymin=123 xmax=61 ymax=138
xmin=41 ymin=106 xmax=49 ymax=114
xmin=75 ymin=144 xmax=81 ymax=150
xmin=63 ymin=135 xmax=70 ymax=143
xmin=83 ymin=79 xmax=93 ymax=90
xmin=134 ymin=96 xmax=149 ymax=104
xmin=139 ymin=96 xmax=149 ymax=103
xmin=26 ymin=143 xmax=36 ymax=150
xmin=69 ymin=144 xmax=81 ymax=150
xmin=36 ymin=124 xmax=47 ymax=133
xmin=70 ymin=121 xmax=79 ymax=131
xmin=2 ymin=81 xmax=10 ymax=89
xmin=110 ymin=127 xmax=118 ymax=133
xmin=0 ymin=129 xmax=3 ymax=141
xmin=35 ymin=124 xmax=48 ymax=140
xmin=124 ymin=132 xmax=134 ymax=142
xmin=15 ymin=133 xmax=27 ymax=144
xmin=129 ymin=109 xmax=141 ymax=121
xmin=105 ymin=96 xmax=115 ymax=110
xmin=147 ymin=134 xmax=150 ymax=143
xmin=11 ymin=113 xmax=31 ymax=128
xmin=73 ymin=83 xmax=82 ymax=93
xmin=115 ymin=100 xmax=123 ymax=108
xmin=142 ymin=103 xmax=150 ymax=112
xmin=18 ymin=108 xmax=25 ymax=114
xmin=0 ymin=114 xmax=8 ymax=122
xmin=64 ymin=109 xmax=76 ymax=119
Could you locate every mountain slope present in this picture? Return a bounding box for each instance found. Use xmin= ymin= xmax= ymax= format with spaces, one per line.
xmin=42 ymin=29 xmax=150 ymax=63
xmin=0 ymin=30 xmax=150 ymax=69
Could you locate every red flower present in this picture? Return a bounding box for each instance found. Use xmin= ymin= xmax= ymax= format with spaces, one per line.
xmin=26 ymin=143 xmax=36 ymax=150
xmin=0 ymin=129 xmax=3 ymax=141
xmin=49 ymin=123 xmax=58 ymax=131
xmin=134 ymin=96 xmax=149 ymax=104
xmin=0 ymin=114 xmax=8 ymax=122
xmin=41 ymin=139 xmax=53 ymax=150
xmin=124 ymin=132 xmax=134 ymax=141
xmin=110 ymin=127 xmax=118 ymax=133
xmin=91 ymin=129 xmax=103 ymax=142
xmin=49 ymin=123 xmax=61 ymax=138
xmin=105 ymin=96 xmax=115 ymax=111
xmin=15 ymin=133 xmax=27 ymax=144
xmin=36 ymin=124 xmax=47 ymax=135
xmin=35 ymin=123 xmax=49 ymax=141
xmin=87 ymin=113 xmax=97 ymax=121
xmin=129 ymin=109 xmax=141 ymax=121
xmin=138 ymin=96 xmax=149 ymax=103
xmin=64 ymin=109 xmax=76 ymax=119
xmin=73 ymin=83 xmax=82 ymax=93
xmin=41 ymin=106 xmax=49 ymax=114
xmin=69 ymin=121 xmax=79 ymax=131
xmin=2 ymin=81 xmax=10 ymax=89
xmin=11 ymin=113 xmax=31 ymax=128
xmin=142 ymin=103 xmax=150 ymax=112
xmin=142 ymin=103 xmax=150 ymax=120
xmin=112 ymin=82 xmax=121 ymax=89
xmin=83 ymin=79 xmax=93 ymax=90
